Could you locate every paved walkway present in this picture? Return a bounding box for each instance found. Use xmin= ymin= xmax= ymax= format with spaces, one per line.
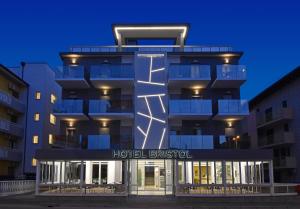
xmin=0 ymin=193 xmax=299 ymax=209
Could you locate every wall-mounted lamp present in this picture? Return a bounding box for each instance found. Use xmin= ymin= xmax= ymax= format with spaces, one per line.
xmin=224 ymin=57 xmax=230 ymax=64
xmin=68 ymin=121 xmax=74 ymax=127
xmin=227 ymin=121 xmax=233 ymax=128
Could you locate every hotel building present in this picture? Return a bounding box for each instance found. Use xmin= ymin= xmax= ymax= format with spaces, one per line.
xmin=35 ymin=24 xmax=274 ymax=196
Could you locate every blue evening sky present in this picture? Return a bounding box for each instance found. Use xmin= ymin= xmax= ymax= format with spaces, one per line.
xmin=0 ymin=0 xmax=299 ymax=99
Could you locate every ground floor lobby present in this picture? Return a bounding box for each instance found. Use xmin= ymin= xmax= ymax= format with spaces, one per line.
xmin=36 ymin=158 xmax=275 ymax=196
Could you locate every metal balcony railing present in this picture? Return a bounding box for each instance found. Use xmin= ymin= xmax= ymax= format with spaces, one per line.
xmin=0 ymin=118 xmax=24 ymax=137
xmin=0 ymin=90 xmax=25 ymax=113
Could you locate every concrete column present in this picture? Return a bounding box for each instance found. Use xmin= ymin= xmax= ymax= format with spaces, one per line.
xmin=35 ymin=161 xmax=40 ymax=195
xmin=269 ymin=160 xmax=274 ymax=195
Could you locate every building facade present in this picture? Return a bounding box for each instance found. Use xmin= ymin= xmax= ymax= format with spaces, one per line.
xmin=10 ymin=63 xmax=61 ymax=178
xmin=35 ymin=24 xmax=274 ymax=196
xmin=246 ymin=67 xmax=300 ymax=183
xmin=0 ymin=64 xmax=28 ymax=180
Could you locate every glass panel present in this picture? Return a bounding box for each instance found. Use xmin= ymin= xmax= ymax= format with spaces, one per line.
xmin=186 ymin=161 xmax=193 ymax=184
xmin=178 ymin=161 xmax=185 ymax=184
xmin=165 ymin=160 xmax=173 ymax=195
xmin=208 ymin=161 xmax=215 ymax=184
xmin=193 ymin=162 xmax=200 ymax=184
xmin=200 ymin=161 xmax=208 ymax=184
xmin=248 ymin=161 xmax=255 ymax=184
xmin=233 ymin=161 xmax=240 ymax=184
xmin=262 ymin=161 xmax=270 ymax=183
xmin=226 ymin=161 xmax=233 ymax=184
xmin=241 ymin=161 xmax=248 ymax=184
xmin=215 ymin=161 xmax=222 ymax=184
xmin=255 ymin=161 xmax=262 ymax=184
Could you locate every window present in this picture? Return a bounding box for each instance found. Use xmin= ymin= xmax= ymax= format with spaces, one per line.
xmin=51 ymin=94 xmax=56 ymax=104
xmin=284 ymin=123 xmax=289 ymax=132
xmin=32 ymin=135 xmax=39 ymax=144
xmin=32 ymin=158 xmax=37 ymax=166
xmin=49 ymin=134 xmax=53 ymax=144
xmin=35 ymin=91 xmax=41 ymax=100
xmin=34 ymin=113 xmax=40 ymax=121
xmin=50 ymin=114 xmax=56 ymax=125
xmin=282 ymin=100 xmax=288 ymax=108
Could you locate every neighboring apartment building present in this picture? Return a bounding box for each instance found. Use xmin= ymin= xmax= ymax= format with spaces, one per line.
xmin=246 ymin=67 xmax=300 ymax=183
xmin=35 ymin=24 xmax=274 ymax=196
xmin=10 ymin=63 xmax=61 ymax=178
xmin=0 ymin=64 xmax=28 ymax=180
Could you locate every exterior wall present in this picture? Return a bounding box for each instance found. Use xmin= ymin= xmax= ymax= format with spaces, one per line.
xmin=248 ymin=77 xmax=300 ymax=183
xmin=21 ymin=63 xmax=61 ymax=175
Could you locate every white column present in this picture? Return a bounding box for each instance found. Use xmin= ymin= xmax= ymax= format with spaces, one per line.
xmin=35 ymin=161 xmax=40 ymax=195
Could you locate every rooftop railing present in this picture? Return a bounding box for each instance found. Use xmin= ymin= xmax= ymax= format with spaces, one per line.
xmin=69 ymin=45 xmax=233 ymax=53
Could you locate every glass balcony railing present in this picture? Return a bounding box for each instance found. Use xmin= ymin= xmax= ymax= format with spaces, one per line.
xmin=216 ymin=65 xmax=247 ymax=80
xmin=56 ymin=66 xmax=85 ymax=79
xmin=89 ymin=100 xmax=133 ymax=113
xmin=0 ymin=90 xmax=25 ymax=113
xmin=0 ymin=118 xmax=24 ymax=137
xmin=53 ymin=100 xmax=83 ymax=113
xmin=90 ymin=64 xmax=134 ymax=79
xmin=169 ymin=99 xmax=212 ymax=115
xmin=169 ymin=135 xmax=214 ymax=149
xmin=169 ymin=65 xmax=211 ymax=79
xmin=87 ymin=135 xmax=110 ymax=150
xmin=218 ymin=100 xmax=249 ymax=115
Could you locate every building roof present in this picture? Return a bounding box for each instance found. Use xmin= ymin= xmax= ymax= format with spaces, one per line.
xmin=0 ymin=64 xmax=28 ymax=87
xmin=112 ymin=23 xmax=190 ymax=46
xmin=249 ymin=66 xmax=300 ymax=109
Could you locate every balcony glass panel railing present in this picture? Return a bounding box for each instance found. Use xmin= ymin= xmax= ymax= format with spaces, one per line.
xmin=169 ymin=64 xmax=211 ymax=79
xmin=0 ymin=118 xmax=23 ymax=137
xmin=90 ymin=64 xmax=134 ymax=79
xmin=216 ymin=65 xmax=246 ymax=80
xmin=56 ymin=66 xmax=84 ymax=79
xmin=218 ymin=100 xmax=249 ymax=115
xmin=169 ymin=99 xmax=212 ymax=114
xmin=0 ymin=90 xmax=25 ymax=113
xmin=89 ymin=100 xmax=133 ymax=113
xmin=87 ymin=135 xmax=110 ymax=150
xmin=53 ymin=100 xmax=83 ymax=113
xmin=169 ymin=135 xmax=214 ymax=149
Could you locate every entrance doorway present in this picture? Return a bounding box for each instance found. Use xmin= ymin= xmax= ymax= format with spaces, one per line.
xmin=129 ymin=160 xmax=173 ymax=195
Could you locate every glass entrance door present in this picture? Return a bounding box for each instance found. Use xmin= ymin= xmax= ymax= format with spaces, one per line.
xmin=129 ymin=159 xmax=173 ymax=195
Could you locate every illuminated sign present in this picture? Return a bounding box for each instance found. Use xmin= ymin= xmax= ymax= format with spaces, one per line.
xmin=112 ymin=150 xmax=192 ymax=159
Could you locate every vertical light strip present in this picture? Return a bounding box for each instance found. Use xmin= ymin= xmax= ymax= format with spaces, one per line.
xmin=158 ymin=96 xmax=166 ymax=113
xmin=158 ymin=128 xmax=166 ymax=149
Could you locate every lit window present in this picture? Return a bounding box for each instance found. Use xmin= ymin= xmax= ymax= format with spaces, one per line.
xmin=50 ymin=114 xmax=56 ymax=125
xmin=35 ymin=91 xmax=41 ymax=100
xmin=51 ymin=94 xmax=56 ymax=104
xmin=49 ymin=134 xmax=53 ymax=144
xmin=32 ymin=135 xmax=39 ymax=144
xmin=34 ymin=113 xmax=40 ymax=121
xmin=32 ymin=158 xmax=37 ymax=166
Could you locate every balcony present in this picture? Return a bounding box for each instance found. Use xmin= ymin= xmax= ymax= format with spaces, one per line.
xmin=90 ymin=64 xmax=134 ymax=89
xmin=86 ymin=135 xmax=110 ymax=150
xmin=55 ymin=65 xmax=89 ymax=89
xmin=212 ymin=65 xmax=247 ymax=88
xmin=53 ymin=99 xmax=88 ymax=120
xmin=168 ymin=64 xmax=211 ymax=89
xmin=214 ymin=99 xmax=249 ymax=120
xmin=0 ymin=148 xmax=22 ymax=161
xmin=169 ymin=135 xmax=214 ymax=149
xmin=257 ymin=107 xmax=293 ymax=129
xmin=258 ymin=132 xmax=295 ymax=148
xmin=274 ymin=157 xmax=296 ymax=169
xmin=51 ymin=135 xmax=81 ymax=148
xmin=169 ymin=99 xmax=212 ymax=119
xmin=89 ymin=99 xmax=134 ymax=120
xmin=0 ymin=118 xmax=24 ymax=137
xmin=0 ymin=90 xmax=25 ymax=113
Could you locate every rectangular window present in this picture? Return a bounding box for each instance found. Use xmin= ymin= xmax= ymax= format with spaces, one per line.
xmin=215 ymin=161 xmax=222 ymax=184
xmin=51 ymin=94 xmax=56 ymax=104
xmin=178 ymin=161 xmax=185 ymax=184
xmin=200 ymin=161 xmax=208 ymax=184
xmin=193 ymin=162 xmax=200 ymax=184
xmin=225 ymin=161 xmax=233 ymax=184
xmin=32 ymin=135 xmax=39 ymax=144
xmin=32 ymin=158 xmax=37 ymax=166
xmin=282 ymin=100 xmax=288 ymax=108
xmin=208 ymin=161 xmax=215 ymax=184
xmin=233 ymin=162 xmax=240 ymax=184
xmin=50 ymin=114 xmax=56 ymax=125
xmin=49 ymin=134 xmax=53 ymax=144
xmin=34 ymin=113 xmax=40 ymax=121
xmin=35 ymin=91 xmax=41 ymax=100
